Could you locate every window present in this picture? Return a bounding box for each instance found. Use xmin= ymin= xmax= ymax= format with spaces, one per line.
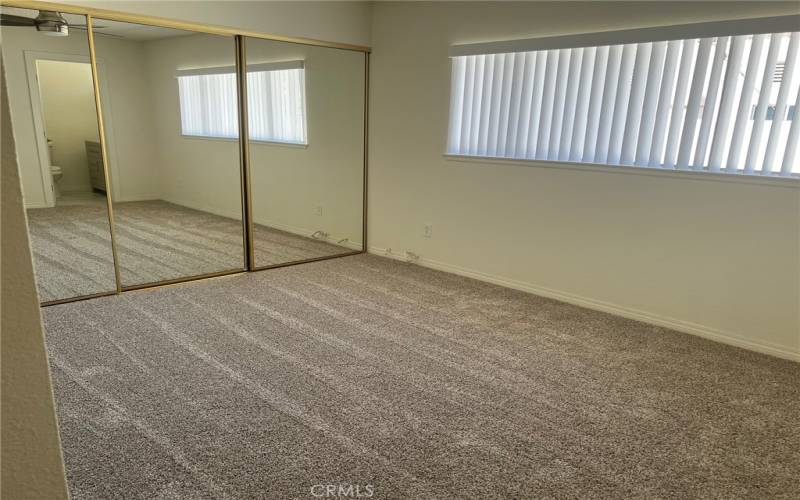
xmin=177 ymin=61 xmax=307 ymax=144
xmin=447 ymin=16 xmax=800 ymax=177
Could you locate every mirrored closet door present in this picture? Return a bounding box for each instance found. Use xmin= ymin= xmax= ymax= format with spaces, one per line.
xmin=0 ymin=6 xmax=117 ymax=303
xmin=91 ymin=19 xmax=246 ymax=288
xmin=245 ymin=37 xmax=366 ymax=268
xmin=3 ymin=5 xmax=368 ymax=305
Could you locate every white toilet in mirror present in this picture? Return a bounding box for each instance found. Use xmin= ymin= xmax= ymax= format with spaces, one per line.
xmin=50 ymin=164 xmax=63 ymax=198
xmin=47 ymin=139 xmax=63 ymax=199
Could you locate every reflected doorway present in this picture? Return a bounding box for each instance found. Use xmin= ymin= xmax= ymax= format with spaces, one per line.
xmin=35 ymin=59 xmax=103 ymax=206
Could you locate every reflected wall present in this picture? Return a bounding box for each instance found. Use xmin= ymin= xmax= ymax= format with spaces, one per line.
xmin=246 ymin=37 xmax=365 ymax=268
xmin=92 ymin=19 xmax=245 ymax=287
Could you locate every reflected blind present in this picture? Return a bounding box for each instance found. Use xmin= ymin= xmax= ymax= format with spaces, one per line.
xmin=447 ymin=26 xmax=800 ymax=176
xmin=177 ymin=61 xmax=307 ymax=144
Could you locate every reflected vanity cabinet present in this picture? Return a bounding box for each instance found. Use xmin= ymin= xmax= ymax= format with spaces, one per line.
xmin=85 ymin=141 xmax=105 ymax=193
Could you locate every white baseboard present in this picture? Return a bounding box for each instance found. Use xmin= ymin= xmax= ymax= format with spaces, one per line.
xmin=161 ymin=196 xmax=363 ymax=251
xmin=161 ymin=196 xmax=241 ymax=220
xmin=262 ymin=219 xmax=363 ymax=251
xmin=25 ymin=202 xmax=49 ymax=209
xmin=115 ymin=194 xmax=161 ymax=203
xmin=369 ymin=245 xmax=799 ymax=362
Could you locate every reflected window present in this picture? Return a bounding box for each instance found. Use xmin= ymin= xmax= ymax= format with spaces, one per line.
xmin=177 ymin=61 xmax=307 ymax=144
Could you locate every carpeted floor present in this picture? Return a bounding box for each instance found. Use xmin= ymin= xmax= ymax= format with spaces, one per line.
xmin=27 ymin=200 xmax=350 ymax=301
xmin=42 ymin=254 xmax=800 ymax=499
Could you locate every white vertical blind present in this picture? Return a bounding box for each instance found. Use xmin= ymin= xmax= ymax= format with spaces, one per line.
xmin=607 ymin=43 xmax=637 ymax=165
xmin=548 ymin=49 xmax=571 ymax=159
xmin=782 ymin=86 xmax=800 ymax=174
xmin=762 ymin=32 xmax=800 ymax=174
xmin=447 ymin=29 xmax=800 ymax=177
xmin=559 ymin=47 xmax=584 ymax=161
xmin=177 ymin=63 xmax=307 ymax=144
xmin=621 ymin=42 xmax=653 ymax=165
xmin=570 ymin=46 xmax=596 ymax=161
xmin=661 ymin=39 xmax=697 ymax=168
xmin=635 ymin=41 xmax=668 ymax=166
xmin=536 ymin=50 xmax=558 ymax=159
xmin=676 ymin=38 xmax=713 ymax=170
xmin=744 ymin=35 xmax=782 ymax=173
xmin=581 ymin=45 xmax=608 ymax=162
xmin=692 ymin=37 xmax=729 ymax=169
xmin=594 ymin=44 xmax=623 ymax=163
xmin=726 ymin=34 xmax=766 ymax=171
xmin=178 ymin=73 xmax=239 ymax=138
xmin=710 ymin=36 xmax=745 ymax=171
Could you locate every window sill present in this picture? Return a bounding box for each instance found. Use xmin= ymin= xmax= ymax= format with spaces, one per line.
xmin=181 ymin=134 xmax=309 ymax=149
xmin=443 ymin=154 xmax=800 ymax=189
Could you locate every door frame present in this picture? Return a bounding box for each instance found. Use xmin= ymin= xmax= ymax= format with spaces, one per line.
xmin=24 ymin=50 xmax=120 ymax=206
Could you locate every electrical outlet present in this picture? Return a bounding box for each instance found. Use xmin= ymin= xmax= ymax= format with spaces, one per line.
xmin=424 ymin=225 xmax=433 ymax=238
xmin=315 ymin=206 xmax=323 ymax=216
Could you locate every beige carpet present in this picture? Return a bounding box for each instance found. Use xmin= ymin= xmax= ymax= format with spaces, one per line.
xmin=42 ymin=254 xmax=800 ymax=499
xmin=26 ymin=200 xmax=350 ymax=302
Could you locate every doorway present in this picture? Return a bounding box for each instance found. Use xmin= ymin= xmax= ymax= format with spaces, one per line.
xmin=36 ymin=59 xmax=102 ymax=207
xmin=24 ymin=51 xmax=118 ymax=209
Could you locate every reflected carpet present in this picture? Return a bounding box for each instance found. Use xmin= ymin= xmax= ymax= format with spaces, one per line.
xmin=26 ymin=200 xmax=349 ymax=301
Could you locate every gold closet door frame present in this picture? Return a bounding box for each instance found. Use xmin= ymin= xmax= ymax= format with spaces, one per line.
xmin=6 ymin=0 xmax=371 ymax=306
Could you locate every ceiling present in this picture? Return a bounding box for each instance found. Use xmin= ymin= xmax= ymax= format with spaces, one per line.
xmin=1 ymin=6 xmax=192 ymax=41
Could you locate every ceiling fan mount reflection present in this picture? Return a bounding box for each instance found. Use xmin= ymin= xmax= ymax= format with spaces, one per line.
xmin=0 ymin=10 xmax=109 ymax=37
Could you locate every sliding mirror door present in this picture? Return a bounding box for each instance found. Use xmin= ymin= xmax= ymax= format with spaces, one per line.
xmin=92 ymin=19 xmax=246 ymax=288
xmin=1 ymin=6 xmax=117 ymax=303
xmin=245 ymin=38 xmax=366 ymax=268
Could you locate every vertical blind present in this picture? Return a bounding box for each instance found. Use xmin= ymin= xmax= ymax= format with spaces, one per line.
xmin=447 ymin=28 xmax=800 ymax=177
xmin=177 ymin=61 xmax=307 ymax=144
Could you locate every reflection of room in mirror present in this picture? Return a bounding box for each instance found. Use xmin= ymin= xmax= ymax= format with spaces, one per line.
xmin=0 ymin=5 xmax=117 ymax=302
xmin=2 ymin=6 xmax=366 ymax=301
xmin=245 ymin=37 xmax=366 ymax=268
xmin=90 ymin=19 xmax=248 ymax=287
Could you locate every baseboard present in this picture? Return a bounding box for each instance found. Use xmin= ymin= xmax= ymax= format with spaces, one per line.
xmin=261 ymin=219 xmax=363 ymax=251
xmin=369 ymin=246 xmax=799 ymax=363
xmin=161 ymin=196 xmax=363 ymax=251
xmin=25 ymin=202 xmax=49 ymax=209
xmin=115 ymin=194 xmax=161 ymax=203
xmin=161 ymin=196 xmax=241 ymax=220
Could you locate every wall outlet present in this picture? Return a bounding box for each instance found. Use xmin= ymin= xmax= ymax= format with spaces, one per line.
xmin=424 ymin=224 xmax=433 ymax=238
xmin=315 ymin=206 xmax=323 ymax=216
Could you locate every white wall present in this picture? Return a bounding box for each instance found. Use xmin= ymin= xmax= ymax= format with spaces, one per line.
xmin=91 ymin=33 xmax=161 ymax=202
xmin=36 ymin=60 xmax=98 ymax=193
xmin=368 ymin=1 xmax=800 ymax=360
xmin=1 ymin=56 xmax=70 ymax=500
